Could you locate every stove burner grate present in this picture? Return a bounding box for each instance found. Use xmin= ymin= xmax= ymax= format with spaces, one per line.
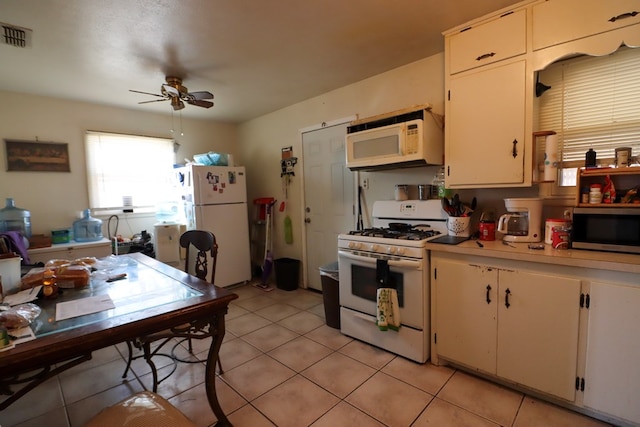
xmin=348 ymin=227 xmax=441 ymax=240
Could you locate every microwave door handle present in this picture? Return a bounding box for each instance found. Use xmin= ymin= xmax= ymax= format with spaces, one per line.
xmin=338 ymin=250 xmax=422 ymax=270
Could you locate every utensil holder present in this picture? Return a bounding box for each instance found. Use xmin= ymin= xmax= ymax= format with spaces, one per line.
xmin=447 ymin=216 xmax=471 ymax=237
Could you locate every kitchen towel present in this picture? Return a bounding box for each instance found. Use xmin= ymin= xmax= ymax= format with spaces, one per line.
xmin=376 ymin=288 xmax=400 ymax=331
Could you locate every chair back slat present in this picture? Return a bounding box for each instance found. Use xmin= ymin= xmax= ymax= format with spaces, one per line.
xmin=179 ymin=230 xmax=218 ymax=284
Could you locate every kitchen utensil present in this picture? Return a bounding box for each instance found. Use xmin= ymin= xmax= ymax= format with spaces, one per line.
xmin=452 ymin=194 xmax=460 ymax=215
xmin=502 ymin=240 xmax=516 ymax=248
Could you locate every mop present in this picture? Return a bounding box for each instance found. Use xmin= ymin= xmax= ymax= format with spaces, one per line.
xmin=254 ymin=199 xmax=276 ymax=291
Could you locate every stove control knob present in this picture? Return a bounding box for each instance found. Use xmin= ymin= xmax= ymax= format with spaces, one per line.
xmin=387 ymin=246 xmax=397 ymax=254
xmin=396 ymin=247 xmax=406 ymax=256
xmin=370 ymin=244 xmax=379 ymax=252
xmin=348 ymin=241 xmax=361 ymax=250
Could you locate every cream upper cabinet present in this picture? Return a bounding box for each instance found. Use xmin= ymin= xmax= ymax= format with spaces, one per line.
xmin=533 ymin=0 xmax=640 ymax=51
xmin=583 ymin=281 xmax=640 ymax=425
xmin=433 ymin=254 xmax=581 ymax=401
xmin=449 ymin=9 xmax=527 ymax=74
xmin=446 ymin=60 xmax=527 ymax=187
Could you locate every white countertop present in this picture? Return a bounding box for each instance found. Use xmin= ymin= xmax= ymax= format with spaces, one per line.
xmin=426 ymin=238 xmax=640 ymax=275
xmin=28 ymin=238 xmax=112 ymax=253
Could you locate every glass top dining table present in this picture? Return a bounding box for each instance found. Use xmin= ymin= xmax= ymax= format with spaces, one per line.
xmin=0 ymin=252 xmax=238 ymax=426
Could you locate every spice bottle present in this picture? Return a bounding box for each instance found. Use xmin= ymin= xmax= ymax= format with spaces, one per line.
xmin=585 ymin=149 xmax=597 ymax=168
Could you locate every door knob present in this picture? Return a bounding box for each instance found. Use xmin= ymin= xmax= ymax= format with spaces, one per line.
xmin=304 ymin=218 xmax=311 ymax=223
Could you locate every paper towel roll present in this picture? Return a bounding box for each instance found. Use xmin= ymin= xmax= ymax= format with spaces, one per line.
xmin=544 ymin=134 xmax=558 ymax=182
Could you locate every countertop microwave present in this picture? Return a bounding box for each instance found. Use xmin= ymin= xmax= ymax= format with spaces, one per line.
xmin=572 ymin=207 xmax=640 ymax=254
xmin=345 ymin=106 xmax=443 ymax=171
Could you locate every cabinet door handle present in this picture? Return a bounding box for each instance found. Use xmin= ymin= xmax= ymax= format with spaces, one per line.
xmin=505 ymin=288 xmax=511 ymax=308
xmin=476 ymin=52 xmax=496 ymax=61
xmin=486 ymin=284 xmax=492 ymax=304
xmin=512 ymin=139 xmax=518 ymax=158
xmin=609 ymin=11 xmax=638 ymax=22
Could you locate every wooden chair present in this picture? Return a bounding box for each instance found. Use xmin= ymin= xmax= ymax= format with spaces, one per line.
xmin=178 ymin=230 xmax=218 ymax=354
xmin=84 ymin=391 xmax=196 ymax=427
xmin=122 ymin=230 xmax=221 ymax=391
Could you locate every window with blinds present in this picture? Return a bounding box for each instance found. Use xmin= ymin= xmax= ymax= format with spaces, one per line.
xmin=85 ymin=131 xmax=176 ymax=211
xmin=537 ymin=46 xmax=640 ymax=186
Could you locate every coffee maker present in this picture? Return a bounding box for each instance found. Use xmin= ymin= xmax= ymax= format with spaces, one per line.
xmin=497 ymin=198 xmax=543 ymax=243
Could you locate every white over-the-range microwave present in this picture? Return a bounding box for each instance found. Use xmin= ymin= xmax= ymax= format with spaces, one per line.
xmin=345 ymin=105 xmax=444 ymax=171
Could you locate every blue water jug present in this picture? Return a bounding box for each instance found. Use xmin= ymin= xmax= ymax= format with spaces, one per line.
xmin=0 ymin=198 xmax=32 ymax=238
xmin=73 ymin=209 xmax=103 ymax=242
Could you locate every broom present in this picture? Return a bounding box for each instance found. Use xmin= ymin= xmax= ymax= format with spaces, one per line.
xmin=255 ymin=199 xmax=276 ymax=290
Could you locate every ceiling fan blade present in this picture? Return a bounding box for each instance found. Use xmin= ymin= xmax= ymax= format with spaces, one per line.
xmin=138 ymin=99 xmax=170 ymax=105
xmin=162 ymin=84 xmax=182 ymax=97
xmin=129 ymin=89 xmax=166 ymax=98
xmin=187 ymin=99 xmax=214 ymax=108
xmin=187 ymin=91 xmax=214 ymax=100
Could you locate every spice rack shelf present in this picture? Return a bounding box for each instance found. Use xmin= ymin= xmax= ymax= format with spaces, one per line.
xmin=576 ymin=167 xmax=640 ymax=207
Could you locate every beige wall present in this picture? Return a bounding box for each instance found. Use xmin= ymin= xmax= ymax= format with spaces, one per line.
xmin=238 ymin=52 xmax=542 ymax=275
xmin=0 ymin=90 xmax=238 ymax=239
xmin=238 ymin=53 xmax=449 ymax=263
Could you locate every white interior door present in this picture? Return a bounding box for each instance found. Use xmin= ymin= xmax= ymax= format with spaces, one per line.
xmin=302 ymin=121 xmax=354 ymax=291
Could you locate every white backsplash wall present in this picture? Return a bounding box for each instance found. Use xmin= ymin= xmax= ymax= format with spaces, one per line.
xmin=359 ymin=166 xmax=546 ymax=234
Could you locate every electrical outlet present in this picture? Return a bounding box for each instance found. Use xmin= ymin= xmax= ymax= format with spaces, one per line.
xmin=362 ymin=178 xmax=369 ymax=190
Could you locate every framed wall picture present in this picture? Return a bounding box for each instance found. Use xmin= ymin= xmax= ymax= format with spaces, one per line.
xmin=4 ymin=139 xmax=71 ymax=172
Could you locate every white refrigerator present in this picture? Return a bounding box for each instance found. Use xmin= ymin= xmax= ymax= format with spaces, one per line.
xmin=177 ymin=164 xmax=251 ymax=287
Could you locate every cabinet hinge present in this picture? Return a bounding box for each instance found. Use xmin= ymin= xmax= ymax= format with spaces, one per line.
xmin=434 ymin=268 xmax=437 ymax=280
xmin=575 ymin=377 xmax=585 ymax=392
xmin=434 ymin=333 xmax=437 ymax=344
xmin=447 ymin=90 xmax=450 ymax=101
xmin=500 ymin=11 xmax=514 ymax=18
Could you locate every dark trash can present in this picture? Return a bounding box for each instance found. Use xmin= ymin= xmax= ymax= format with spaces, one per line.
xmin=319 ymin=261 xmax=340 ymax=329
xmin=274 ymin=258 xmax=300 ymax=291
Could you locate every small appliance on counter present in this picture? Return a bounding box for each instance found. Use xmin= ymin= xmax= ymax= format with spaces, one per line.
xmin=497 ymin=198 xmax=543 ymax=243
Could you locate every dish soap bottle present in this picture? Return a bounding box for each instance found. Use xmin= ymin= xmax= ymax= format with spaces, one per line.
xmin=432 ymin=167 xmax=451 ymax=199
xmin=73 ymin=209 xmax=103 ymax=242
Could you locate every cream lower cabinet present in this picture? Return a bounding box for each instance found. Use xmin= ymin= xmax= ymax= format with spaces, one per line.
xmin=583 ymin=281 xmax=640 ymax=424
xmin=433 ymin=255 xmax=581 ymax=401
xmin=445 ymin=59 xmax=527 ymax=187
xmin=27 ymin=239 xmax=112 ymax=264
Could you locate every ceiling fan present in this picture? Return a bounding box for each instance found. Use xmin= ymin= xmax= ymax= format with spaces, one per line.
xmin=130 ymin=76 xmax=214 ymax=111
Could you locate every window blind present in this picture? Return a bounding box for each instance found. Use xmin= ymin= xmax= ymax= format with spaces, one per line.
xmin=85 ymin=131 xmax=175 ymax=210
xmin=538 ymin=47 xmax=640 ymax=168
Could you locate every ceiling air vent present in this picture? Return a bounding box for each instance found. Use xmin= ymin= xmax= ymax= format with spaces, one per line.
xmin=1 ymin=23 xmax=32 ymax=48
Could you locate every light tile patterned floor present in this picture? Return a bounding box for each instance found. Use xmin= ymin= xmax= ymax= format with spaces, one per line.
xmin=0 ymin=282 xmax=614 ymax=427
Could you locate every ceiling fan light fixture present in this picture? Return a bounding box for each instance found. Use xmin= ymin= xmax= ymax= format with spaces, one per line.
xmin=171 ymin=97 xmax=185 ymax=111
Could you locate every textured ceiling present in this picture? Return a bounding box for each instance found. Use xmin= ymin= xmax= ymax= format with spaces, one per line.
xmin=0 ymin=0 xmax=523 ymax=122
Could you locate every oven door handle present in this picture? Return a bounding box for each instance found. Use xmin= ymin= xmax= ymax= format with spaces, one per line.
xmin=338 ymin=250 xmax=423 ymax=270
xmin=351 ymin=311 xmax=377 ymax=324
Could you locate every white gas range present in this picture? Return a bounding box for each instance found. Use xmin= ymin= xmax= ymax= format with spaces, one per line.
xmin=337 ymin=200 xmax=447 ymax=363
